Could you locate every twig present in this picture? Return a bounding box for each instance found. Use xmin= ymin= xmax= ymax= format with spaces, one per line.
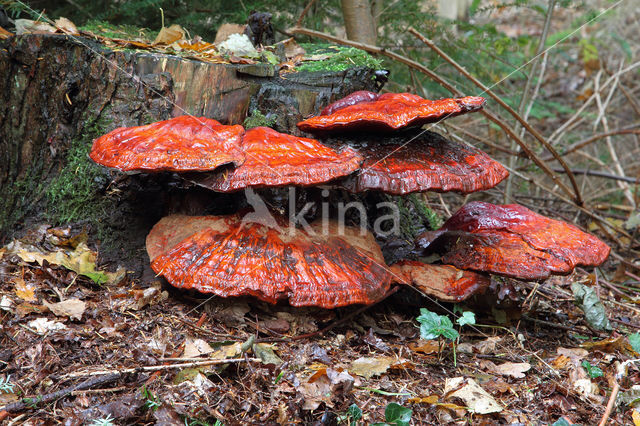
xmin=62 ymin=358 xmax=259 ymax=379
xmin=289 ymin=26 xmax=579 ymax=205
xmin=506 ymin=0 xmax=556 ymax=202
xmin=0 ymin=373 xmax=121 ymax=413
xmin=550 ymin=167 xmax=640 ymax=184
xmin=541 ymin=127 xmax=640 ymax=160
xmin=296 ymin=0 xmax=319 ymax=27
xmin=444 ymin=122 xmax=520 ymax=156
xmin=598 ymin=381 xmax=620 ymax=426
xmin=408 ymin=26 xmax=583 ymax=205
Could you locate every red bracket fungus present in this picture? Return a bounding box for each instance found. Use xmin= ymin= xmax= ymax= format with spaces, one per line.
xmin=298 ymin=93 xmax=486 ymax=132
xmin=391 ymin=260 xmax=489 ymax=302
xmin=341 ymin=130 xmax=508 ymax=194
xmin=89 ymin=115 xmax=245 ymax=172
xmin=417 ymin=202 xmax=610 ymax=280
xmin=184 ymin=127 xmax=363 ymax=192
xmin=146 ymin=213 xmax=394 ymax=308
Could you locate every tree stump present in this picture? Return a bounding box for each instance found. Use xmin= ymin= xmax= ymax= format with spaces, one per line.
xmin=0 ymin=34 xmax=378 ymax=273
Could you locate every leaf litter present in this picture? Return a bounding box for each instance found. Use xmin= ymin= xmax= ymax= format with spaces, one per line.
xmin=1 ymin=227 xmax=640 ymax=424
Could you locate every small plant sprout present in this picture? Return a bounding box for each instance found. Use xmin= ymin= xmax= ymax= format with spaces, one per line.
xmin=141 ymin=385 xmax=161 ymax=411
xmin=417 ymin=307 xmax=476 ymax=365
xmin=89 ymin=415 xmax=115 ymax=426
xmin=0 ymin=375 xmax=14 ymax=393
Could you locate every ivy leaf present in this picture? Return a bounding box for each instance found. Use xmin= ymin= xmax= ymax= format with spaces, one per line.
xmin=417 ymin=308 xmax=459 ymax=341
xmin=346 ymin=403 xmax=362 ymax=421
xmin=456 ymin=311 xmax=476 ymax=327
xmin=581 ymin=360 xmax=603 ymax=379
xmin=385 ymin=402 xmax=412 ymax=426
xmin=571 ymin=283 xmax=612 ymax=331
xmin=629 ymin=333 xmax=640 ymax=354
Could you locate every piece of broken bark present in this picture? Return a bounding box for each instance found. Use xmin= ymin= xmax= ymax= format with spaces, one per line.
xmin=298 ymin=93 xmax=485 ymax=132
xmin=183 ymin=126 xmax=362 ymax=192
xmin=417 ymin=202 xmax=610 ymax=280
xmin=340 ymin=130 xmax=508 ymax=194
xmin=147 ymin=214 xmax=393 ymax=308
xmin=90 ymin=115 xmax=245 ymax=172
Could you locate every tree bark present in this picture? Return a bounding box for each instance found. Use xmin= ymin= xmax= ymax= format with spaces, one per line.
xmin=0 ymin=33 xmax=378 ymax=274
xmin=340 ymin=0 xmax=377 ymax=45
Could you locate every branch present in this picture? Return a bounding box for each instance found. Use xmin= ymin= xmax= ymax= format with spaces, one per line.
xmin=551 ymin=167 xmax=640 ymax=184
xmin=296 ymin=0 xmax=319 ymax=27
xmin=408 ymin=26 xmax=583 ymax=206
xmin=541 ymin=127 xmax=640 ymax=160
xmin=289 ymin=26 xmax=578 ymax=204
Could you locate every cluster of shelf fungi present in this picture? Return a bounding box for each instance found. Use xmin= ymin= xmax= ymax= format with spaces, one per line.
xmin=89 ymin=91 xmax=610 ymax=309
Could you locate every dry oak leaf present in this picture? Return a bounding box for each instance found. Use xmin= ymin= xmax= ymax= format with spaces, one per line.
xmin=444 ymin=377 xmax=503 ymax=415
xmin=43 ymin=298 xmax=86 ymax=321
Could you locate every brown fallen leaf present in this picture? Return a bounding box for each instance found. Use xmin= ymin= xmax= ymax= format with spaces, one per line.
xmin=409 ymin=340 xmax=440 ymax=354
xmin=183 ymin=338 xmax=214 ymax=358
xmin=551 ymin=354 xmax=572 ymax=369
xmin=43 ymin=298 xmax=86 ymax=321
xmin=444 ymin=377 xmax=503 ymax=414
xmin=13 ymin=277 xmax=36 ymax=302
xmin=581 ymin=336 xmax=631 ymax=353
xmin=14 ymin=19 xmax=57 ymax=35
xmin=473 ymin=336 xmax=501 ymax=354
xmin=54 ymin=17 xmax=79 ymax=35
xmin=0 ymin=26 xmax=13 ymax=40
xmin=480 ymin=360 xmax=531 ymax=379
xmin=349 ymin=356 xmax=395 ymax=379
xmin=154 ymin=24 xmax=185 ymax=45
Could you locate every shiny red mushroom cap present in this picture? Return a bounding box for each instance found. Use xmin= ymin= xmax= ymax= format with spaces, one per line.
xmin=342 ymin=130 xmax=508 ymax=194
xmin=390 ymin=260 xmax=490 ymax=302
xmin=321 ymin=90 xmax=380 ymax=115
xmin=184 ymin=127 xmax=363 ymax=192
xmin=298 ymin=93 xmax=486 ymax=132
xmin=89 ymin=115 xmax=245 ymax=172
xmin=417 ymin=202 xmax=611 ymax=280
xmin=146 ymin=214 xmax=394 ymax=308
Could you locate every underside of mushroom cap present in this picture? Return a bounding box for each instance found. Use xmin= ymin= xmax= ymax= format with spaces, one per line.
xmin=90 ymin=115 xmax=245 ymax=172
xmin=391 ymin=260 xmax=490 ymax=302
xmin=146 ymin=214 xmax=394 ymax=308
xmin=417 ymin=202 xmax=610 ymax=280
xmin=339 ymin=130 xmax=508 ymax=194
xmin=298 ymin=93 xmax=486 ymax=132
xmin=183 ymin=126 xmax=363 ymax=192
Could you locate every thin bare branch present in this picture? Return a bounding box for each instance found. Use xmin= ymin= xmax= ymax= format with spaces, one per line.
xmin=408 ymin=26 xmax=583 ymax=205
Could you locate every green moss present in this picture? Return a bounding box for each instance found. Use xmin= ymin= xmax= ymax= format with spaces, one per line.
xmin=297 ymin=44 xmax=383 ymax=73
xmin=45 ymin=117 xmax=113 ymax=228
xmin=80 ymin=20 xmax=158 ymax=42
xmin=407 ymin=193 xmax=442 ymax=230
xmin=243 ymin=109 xmax=276 ymax=129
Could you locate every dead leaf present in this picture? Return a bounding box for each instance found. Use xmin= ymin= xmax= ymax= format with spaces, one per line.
xmin=183 ymin=338 xmax=214 ymax=358
xmin=444 ymin=377 xmax=503 ymax=414
xmin=0 ymin=296 xmax=14 ymax=312
xmin=154 ymin=24 xmax=185 ymax=45
xmin=581 ymin=336 xmax=631 ymax=353
xmin=409 ymin=395 xmax=439 ymax=404
xmin=551 ymin=355 xmax=572 ymax=369
xmin=253 ymin=343 xmax=283 ymax=366
xmin=210 ymin=342 xmax=243 ymax=360
xmin=474 ymin=336 xmax=501 ymax=354
xmin=14 ymin=19 xmax=57 ymax=35
xmin=480 ymin=360 xmax=531 ymax=379
xmin=13 ymin=277 xmax=36 ymax=302
xmin=299 ymin=374 xmax=332 ymax=410
xmin=632 ymin=410 xmax=640 ymax=426
xmin=0 ymin=26 xmax=13 ymax=40
xmin=43 ymin=298 xmax=85 ymax=320
xmin=54 ymin=17 xmax=79 ymax=35
xmin=6 ymin=240 xmax=124 ymax=285
xmin=409 ymin=340 xmax=440 ymax=354
xmin=28 ymin=317 xmax=67 ymax=334
xmin=350 ymin=356 xmax=395 ymax=379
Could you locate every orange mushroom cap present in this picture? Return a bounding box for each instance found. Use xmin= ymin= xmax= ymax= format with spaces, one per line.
xmin=417 ymin=202 xmax=610 ymax=280
xmin=321 ymin=90 xmax=380 ymax=115
xmin=391 ymin=260 xmax=489 ymax=302
xmin=146 ymin=214 xmax=394 ymax=308
xmin=341 ymin=130 xmax=508 ymax=194
xmin=298 ymin=93 xmax=485 ymax=132
xmin=89 ymin=115 xmax=245 ymax=172
xmin=184 ymin=127 xmax=363 ymax=192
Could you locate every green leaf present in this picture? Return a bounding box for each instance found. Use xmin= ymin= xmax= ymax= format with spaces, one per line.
xmin=629 ymin=333 xmax=640 ymax=354
xmin=385 ymin=402 xmax=412 ymax=426
xmin=417 ymin=308 xmax=459 ymax=341
xmin=581 ymin=360 xmax=603 ymax=379
xmin=571 ymin=283 xmax=613 ymax=331
xmin=456 ymin=311 xmax=476 ymax=327
xmin=551 ymin=418 xmax=571 ymax=426
xmin=346 ymin=404 xmax=363 ymax=421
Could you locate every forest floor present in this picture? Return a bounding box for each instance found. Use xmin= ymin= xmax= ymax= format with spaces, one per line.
xmin=0 ymin=225 xmax=639 ymax=425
